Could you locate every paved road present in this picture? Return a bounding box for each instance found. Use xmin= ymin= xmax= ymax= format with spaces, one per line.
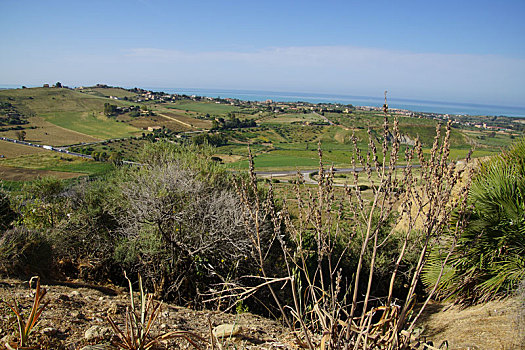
xmin=256 ymin=164 xmax=422 ymax=185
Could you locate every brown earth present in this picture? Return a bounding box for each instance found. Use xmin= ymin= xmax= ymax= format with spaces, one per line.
xmin=0 ymin=165 xmax=85 ymax=181
xmin=0 ymin=117 xmax=100 ymax=146
xmin=0 ymin=141 xmax=48 ymax=158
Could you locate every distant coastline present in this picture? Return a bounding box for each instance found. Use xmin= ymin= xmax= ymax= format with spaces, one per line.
xmin=1 ymin=84 xmax=524 ymax=118
xmin=147 ymin=87 xmax=525 ymax=118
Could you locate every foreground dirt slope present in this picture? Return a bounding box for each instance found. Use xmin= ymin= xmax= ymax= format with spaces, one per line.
xmin=0 ymin=278 xmax=522 ymax=349
xmin=0 ymin=278 xmax=295 ymax=349
xmin=418 ymin=299 xmax=523 ymax=349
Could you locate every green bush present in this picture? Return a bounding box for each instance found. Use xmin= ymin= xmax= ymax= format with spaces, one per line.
xmin=0 ymin=227 xmax=52 ymax=278
xmin=0 ymin=186 xmax=17 ymax=230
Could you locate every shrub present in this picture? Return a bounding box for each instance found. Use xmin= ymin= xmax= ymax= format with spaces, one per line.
xmin=0 ymin=227 xmax=52 ymax=278
xmin=0 ymin=186 xmax=17 ymax=230
xmin=115 ymin=144 xmax=255 ymax=302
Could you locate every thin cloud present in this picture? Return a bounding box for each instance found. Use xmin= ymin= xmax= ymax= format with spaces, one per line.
xmin=121 ymin=45 xmax=525 ymax=104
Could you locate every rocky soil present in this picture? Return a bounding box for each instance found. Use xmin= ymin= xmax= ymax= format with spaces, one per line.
xmin=0 ymin=278 xmax=296 ymax=349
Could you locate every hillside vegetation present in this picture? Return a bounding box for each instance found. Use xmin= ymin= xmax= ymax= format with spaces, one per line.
xmin=1 ymin=112 xmax=523 ymax=349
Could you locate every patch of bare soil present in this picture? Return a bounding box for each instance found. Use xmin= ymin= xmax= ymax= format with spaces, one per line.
xmin=417 ymin=299 xmax=523 ymax=349
xmin=0 ymin=165 xmax=85 ymax=181
xmin=0 ymin=278 xmax=296 ymax=349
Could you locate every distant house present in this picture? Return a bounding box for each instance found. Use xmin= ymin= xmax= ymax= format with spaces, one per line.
xmin=147 ymin=126 xmax=162 ymax=131
xmin=43 ymin=84 xmax=50 ymax=88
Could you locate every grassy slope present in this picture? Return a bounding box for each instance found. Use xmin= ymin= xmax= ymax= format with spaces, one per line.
xmin=79 ymin=87 xmax=138 ymax=99
xmin=0 ymin=87 xmax=141 ymax=141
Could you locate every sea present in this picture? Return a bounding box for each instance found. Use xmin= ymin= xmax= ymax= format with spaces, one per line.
xmin=147 ymin=88 xmax=525 ymax=118
xmin=2 ymin=84 xmax=524 ymax=117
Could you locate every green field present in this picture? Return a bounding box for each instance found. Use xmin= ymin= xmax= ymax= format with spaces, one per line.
xmin=228 ymin=152 xmax=322 ymax=170
xmin=43 ymin=111 xmax=140 ymax=139
xmin=259 ymin=113 xmax=325 ymax=125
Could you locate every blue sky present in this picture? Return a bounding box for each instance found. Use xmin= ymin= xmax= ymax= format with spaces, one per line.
xmin=1 ymin=0 xmax=524 ymax=106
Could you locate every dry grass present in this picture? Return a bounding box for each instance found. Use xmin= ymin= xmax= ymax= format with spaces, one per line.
xmin=127 ymin=115 xmax=192 ymax=132
xmin=212 ymin=154 xmax=244 ymax=163
xmin=160 ymin=112 xmax=213 ymax=129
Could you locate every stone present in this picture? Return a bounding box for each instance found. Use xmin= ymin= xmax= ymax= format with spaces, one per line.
xmin=84 ymin=325 xmax=112 ymax=341
xmin=70 ymin=310 xmax=84 ymax=319
xmin=58 ymin=294 xmax=71 ymax=301
xmin=80 ymin=344 xmax=116 ymax=350
xmin=42 ymin=327 xmax=58 ymax=336
xmin=212 ymin=324 xmax=243 ymax=338
xmin=69 ymin=290 xmax=82 ymax=298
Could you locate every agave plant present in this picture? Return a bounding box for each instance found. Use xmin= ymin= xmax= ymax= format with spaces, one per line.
xmin=4 ymin=276 xmax=50 ymax=349
xmin=106 ymin=272 xmax=205 ymax=350
xmin=423 ymin=139 xmax=525 ymax=303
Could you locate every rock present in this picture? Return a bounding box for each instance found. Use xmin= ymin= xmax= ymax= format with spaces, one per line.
xmin=42 ymin=327 xmax=58 ymax=336
xmin=84 ymin=325 xmax=112 ymax=341
xmin=58 ymin=294 xmax=71 ymax=301
xmin=80 ymin=344 xmax=116 ymax=350
xmin=70 ymin=310 xmax=84 ymax=319
xmin=69 ymin=290 xmax=82 ymax=298
xmin=212 ymin=324 xmax=243 ymax=338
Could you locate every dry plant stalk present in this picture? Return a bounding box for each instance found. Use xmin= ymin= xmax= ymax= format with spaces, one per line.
xmin=227 ymin=97 xmax=472 ymax=349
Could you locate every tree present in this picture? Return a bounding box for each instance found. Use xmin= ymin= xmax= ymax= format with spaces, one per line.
xmin=108 ymin=151 xmax=123 ymax=165
xmin=103 ymin=103 xmax=117 ymax=116
xmin=55 ymin=82 xmax=62 ymax=88
xmin=15 ymin=130 xmax=26 ymax=141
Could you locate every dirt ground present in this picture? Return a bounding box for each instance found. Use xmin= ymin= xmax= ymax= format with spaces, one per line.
xmin=0 ymin=278 xmax=296 ymax=350
xmin=418 ymin=299 xmax=524 ymax=349
xmin=0 ymin=278 xmax=522 ymax=349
